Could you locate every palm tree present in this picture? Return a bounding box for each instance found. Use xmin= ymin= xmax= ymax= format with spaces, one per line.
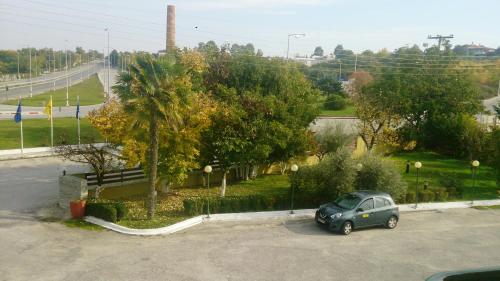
xmin=113 ymin=54 xmax=189 ymax=219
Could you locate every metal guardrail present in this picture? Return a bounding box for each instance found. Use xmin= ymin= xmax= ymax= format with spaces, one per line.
xmin=85 ymin=167 xmax=145 ymax=186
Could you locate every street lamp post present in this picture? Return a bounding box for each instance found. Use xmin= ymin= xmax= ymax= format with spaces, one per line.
xmin=414 ymin=161 xmax=422 ymax=208
xmin=204 ymin=165 xmax=213 ymax=218
xmin=290 ymin=164 xmax=299 ymax=214
xmin=105 ymin=28 xmax=110 ymax=99
xmin=286 ymin=33 xmax=305 ymax=59
xmin=65 ymin=40 xmax=69 ymax=106
xmin=471 ymin=160 xmax=480 ymax=205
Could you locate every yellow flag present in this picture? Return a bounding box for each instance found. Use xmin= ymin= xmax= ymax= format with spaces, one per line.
xmin=43 ymin=96 xmax=52 ymax=120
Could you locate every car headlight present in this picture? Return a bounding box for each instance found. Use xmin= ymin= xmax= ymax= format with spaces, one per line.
xmin=330 ymin=213 xmax=342 ymax=219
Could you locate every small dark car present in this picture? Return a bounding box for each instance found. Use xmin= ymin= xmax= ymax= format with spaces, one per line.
xmin=315 ymin=191 xmax=399 ymax=235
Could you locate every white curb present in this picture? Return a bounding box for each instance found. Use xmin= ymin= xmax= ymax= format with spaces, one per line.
xmin=82 ymin=199 xmax=500 ymax=236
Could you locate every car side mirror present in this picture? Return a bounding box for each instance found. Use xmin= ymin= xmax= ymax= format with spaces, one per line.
xmin=356 ymin=208 xmax=364 ymax=212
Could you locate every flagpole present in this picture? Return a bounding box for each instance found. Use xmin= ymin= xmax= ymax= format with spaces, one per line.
xmin=50 ymin=95 xmax=54 ymax=148
xmin=20 ymin=119 xmax=24 ymax=154
xmin=18 ymin=96 xmax=24 ymax=154
xmin=77 ymin=96 xmax=81 ymax=146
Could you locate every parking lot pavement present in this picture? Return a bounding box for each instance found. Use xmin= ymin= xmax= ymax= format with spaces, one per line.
xmin=1 ymin=208 xmax=500 ymax=281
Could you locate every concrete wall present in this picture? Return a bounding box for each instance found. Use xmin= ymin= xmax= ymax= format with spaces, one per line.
xmin=58 ymin=175 xmax=88 ymax=209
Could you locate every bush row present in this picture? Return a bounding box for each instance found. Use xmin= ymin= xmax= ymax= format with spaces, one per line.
xmin=405 ymin=188 xmax=450 ymax=203
xmin=85 ymin=202 xmax=128 ymax=222
xmin=183 ymin=195 xmax=291 ymax=216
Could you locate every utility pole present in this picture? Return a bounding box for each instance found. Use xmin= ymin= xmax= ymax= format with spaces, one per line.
xmin=29 ymin=47 xmax=32 ymax=97
xmin=34 ymin=50 xmax=37 ymax=76
xmin=286 ymin=33 xmax=305 ymax=59
xmin=339 ymin=61 xmax=342 ymax=81
xmin=354 ymin=54 xmax=358 ymax=72
xmin=17 ymin=51 xmax=20 ymax=79
xmin=427 ymin=34 xmax=454 ymax=51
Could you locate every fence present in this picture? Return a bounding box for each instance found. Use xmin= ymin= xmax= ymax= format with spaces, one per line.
xmin=85 ymin=167 xmax=145 ymax=187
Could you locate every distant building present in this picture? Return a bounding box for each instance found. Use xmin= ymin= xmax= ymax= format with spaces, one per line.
xmin=292 ymin=53 xmax=335 ymax=66
xmin=464 ymin=43 xmax=495 ymax=56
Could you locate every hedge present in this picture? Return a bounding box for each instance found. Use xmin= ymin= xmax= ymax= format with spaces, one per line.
xmin=85 ymin=202 xmax=128 ymax=222
xmin=183 ymin=195 xmax=293 ymax=216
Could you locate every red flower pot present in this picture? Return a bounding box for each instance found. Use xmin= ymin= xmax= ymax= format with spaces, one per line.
xmin=70 ymin=200 xmax=87 ymax=219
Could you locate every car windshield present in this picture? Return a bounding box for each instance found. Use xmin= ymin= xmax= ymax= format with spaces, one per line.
xmin=333 ymin=194 xmax=362 ymax=210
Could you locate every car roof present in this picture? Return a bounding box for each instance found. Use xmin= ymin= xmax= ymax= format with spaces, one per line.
xmin=350 ymin=190 xmax=392 ymax=199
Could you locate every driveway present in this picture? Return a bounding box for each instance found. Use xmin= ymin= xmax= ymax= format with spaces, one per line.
xmin=0 ymin=157 xmax=90 ymax=212
xmin=1 ymin=208 xmax=500 ymax=281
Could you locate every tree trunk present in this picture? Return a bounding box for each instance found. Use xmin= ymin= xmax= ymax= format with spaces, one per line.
xmin=220 ymin=171 xmax=227 ymax=197
xmin=147 ymin=106 xmax=159 ymax=220
xmin=235 ymin=164 xmax=240 ymax=179
xmin=160 ymin=179 xmax=170 ymax=194
xmin=251 ymin=164 xmax=258 ymax=179
xmin=245 ymin=164 xmax=249 ymax=181
xmin=280 ymin=162 xmax=288 ymax=175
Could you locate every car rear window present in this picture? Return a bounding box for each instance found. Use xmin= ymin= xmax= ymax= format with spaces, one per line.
xmin=358 ymin=198 xmax=374 ymax=211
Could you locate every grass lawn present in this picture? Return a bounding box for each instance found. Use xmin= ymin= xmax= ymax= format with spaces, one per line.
xmin=95 ymin=174 xmax=290 ymax=229
xmin=320 ymin=104 xmax=356 ymax=117
xmin=474 ymin=205 xmax=500 ymax=210
xmin=0 ymin=118 xmax=102 ymax=149
xmin=3 ymin=74 xmax=104 ymax=107
xmin=389 ymin=151 xmax=499 ymax=200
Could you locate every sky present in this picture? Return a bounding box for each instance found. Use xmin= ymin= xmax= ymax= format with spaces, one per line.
xmin=1 ymin=0 xmax=499 ymax=57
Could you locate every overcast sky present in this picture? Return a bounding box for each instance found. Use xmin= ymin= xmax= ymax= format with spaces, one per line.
xmin=1 ymin=0 xmax=499 ymax=56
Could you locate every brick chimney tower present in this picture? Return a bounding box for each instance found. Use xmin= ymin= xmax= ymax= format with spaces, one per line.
xmin=166 ymin=5 xmax=176 ymax=51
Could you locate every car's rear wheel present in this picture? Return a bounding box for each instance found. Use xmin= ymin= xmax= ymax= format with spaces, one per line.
xmin=386 ymin=216 xmax=398 ymax=229
xmin=341 ymin=221 xmax=352 ymax=235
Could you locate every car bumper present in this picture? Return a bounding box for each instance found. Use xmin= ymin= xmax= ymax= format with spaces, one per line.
xmin=315 ymin=211 xmax=343 ymax=232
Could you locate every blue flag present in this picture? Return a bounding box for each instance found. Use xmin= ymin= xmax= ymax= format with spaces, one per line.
xmin=76 ymin=99 xmax=80 ymax=119
xmin=14 ymin=101 xmax=22 ymax=123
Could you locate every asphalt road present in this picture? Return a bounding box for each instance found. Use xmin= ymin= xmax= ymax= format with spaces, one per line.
xmin=0 ymin=62 xmax=104 ymax=102
xmin=0 ymin=68 xmax=118 ymax=120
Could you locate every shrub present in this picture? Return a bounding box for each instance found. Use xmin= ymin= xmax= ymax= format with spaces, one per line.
xmin=113 ymin=202 xmax=128 ymax=220
xmin=291 ymin=148 xmax=356 ymax=204
xmin=324 ymin=94 xmax=347 ymax=110
xmin=85 ymin=203 xmax=118 ymax=222
xmin=418 ymin=190 xmax=435 ymax=202
xmin=183 ymin=195 xmax=291 ymax=216
xmin=405 ymin=191 xmax=416 ymax=203
xmin=439 ymin=174 xmax=464 ymax=198
xmin=434 ymin=188 xmax=449 ymax=202
xmin=355 ymin=155 xmax=408 ymax=202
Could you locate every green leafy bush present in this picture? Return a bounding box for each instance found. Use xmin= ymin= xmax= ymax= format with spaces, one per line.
xmin=355 ymin=155 xmax=408 ymax=202
xmin=85 ymin=203 xmax=118 ymax=222
xmin=434 ymin=188 xmax=449 ymax=202
xmin=418 ymin=190 xmax=436 ymax=202
xmin=183 ymin=195 xmax=291 ymax=216
xmin=290 ymin=148 xmax=356 ymax=205
xmin=439 ymin=174 xmax=464 ymax=198
xmin=405 ymin=191 xmax=416 ymax=203
xmin=113 ymin=202 xmax=128 ymax=220
xmin=324 ymin=94 xmax=347 ymax=110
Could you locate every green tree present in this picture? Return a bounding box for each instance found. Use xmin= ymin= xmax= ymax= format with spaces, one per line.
xmin=313 ymin=46 xmax=324 ymax=57
xmin=113 ymin=54 xmax=192 ymax=219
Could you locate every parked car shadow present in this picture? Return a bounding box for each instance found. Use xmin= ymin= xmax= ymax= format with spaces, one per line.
xmin=283 ymin=219 xmax=333 ymax=236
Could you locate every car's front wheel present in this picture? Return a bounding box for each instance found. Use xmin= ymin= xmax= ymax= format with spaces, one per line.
xmin=340 ymin=221 xmax=352 ymax=235
xmin=386 ymin=216 xmax=398 ymax=229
